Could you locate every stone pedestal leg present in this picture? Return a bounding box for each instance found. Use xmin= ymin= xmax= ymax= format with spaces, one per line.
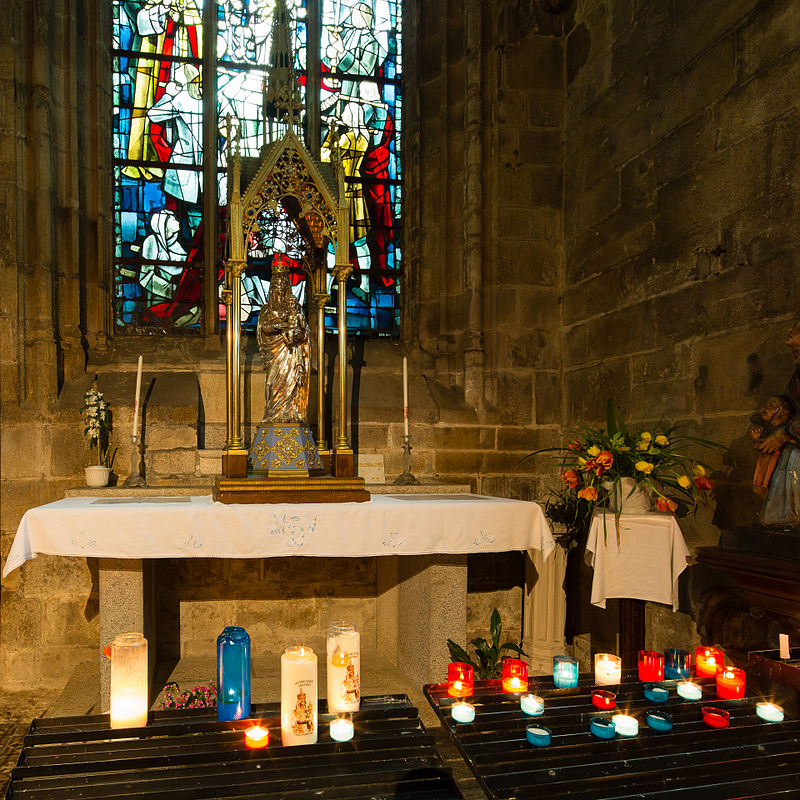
xmin=523 ymin=546 xmax=568 ymax=673
xmin=396 ymin=555 xmax=467 ymax=687
xmin=99 ymin=559 xmax=156 ymax=713
xmin=376 ymin=556 xmax=399 ymax=665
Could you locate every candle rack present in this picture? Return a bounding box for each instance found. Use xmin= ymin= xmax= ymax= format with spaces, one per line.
xmin=122 ymin=434 xmax=147 ymax=488
xmin=393 ymin=436 xmax=420 ymax=485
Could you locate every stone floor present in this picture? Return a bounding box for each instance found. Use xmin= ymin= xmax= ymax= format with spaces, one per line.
xmin=0 ymin=651 xmax=487 ymax=799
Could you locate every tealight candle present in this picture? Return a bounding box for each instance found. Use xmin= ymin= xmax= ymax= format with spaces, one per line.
xmin=594 ymin=653 xmax=622 ymax=685
xmin=447 ymin=662 xmax=474 ymax=698
xmin=756 ymin=702 xmax=784 ymax=723
xmin=591 ymin=689 xmax=616 ymax=710
xmin=638 ymin=650 xmax=665 ymax=681
xmin=553 ymin=655 xmax=579 ymax=689
xmin=611 ymin=713 xmax=638 ymax=737
xmin=677 ymin=681 xmax=702 ymax=700
xmin=451 ymin=701 xmax=476 ymax=723
xmin=646 ymin=710 xmax=673 ymax=732
xmin=525 ymin=724 xmax=552 ymax=747
xmin=502 ymin=658 xmax=528 ymax=693
xmin=329 ymin=717 xmax=355 ymax=742
xmin=664 ymin=648 xmax=691 ymax=680
xmin=702 ymin=706 xmax=730 ymax=728
xmin=520 ymin=694 xmax=544 ymax=716
xmin=695 ymin=646 xmax=724 ymax=678
xmin=643 ymin=683 xmax=669 ymax=703
xmin=590 ymin=717 xmax=616 ymax=739
xmin=244 ymin=726 xmax=269 ymax=749
xmin=716 ymin=667 xmax=745 ymax=700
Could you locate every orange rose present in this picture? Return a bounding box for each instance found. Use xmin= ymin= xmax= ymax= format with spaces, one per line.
xmin=578 ymin=486 xmax=598 ymax=501
xmin=561 ymin=469 xmax=579 ymax=488
xmin=655 ymin=497 xmax=678 ymax=513
xmin=594 ymin=450 xmax=614 ymax=475
xmin=694 ymin=476 xmax=713 ymax=491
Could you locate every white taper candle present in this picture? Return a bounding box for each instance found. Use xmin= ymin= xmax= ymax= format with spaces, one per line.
xmin=402 ymin=356 xmax=409 ymax=438
xmin=132 ymin=356 xmax=143 ymax=437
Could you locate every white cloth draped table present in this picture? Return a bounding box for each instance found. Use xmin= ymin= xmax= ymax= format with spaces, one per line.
xmin=3 ymin=493 xmax=555 ymax=577
xmin=585 ymin=512 xmax=690 ymax=611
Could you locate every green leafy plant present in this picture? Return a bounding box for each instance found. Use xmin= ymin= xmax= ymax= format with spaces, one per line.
xmin=447 ymin=608 xmax=527 ymax=680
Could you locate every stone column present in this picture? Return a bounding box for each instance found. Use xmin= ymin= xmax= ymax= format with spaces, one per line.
xmin=523 ymin=545 xmax=568 ymax=673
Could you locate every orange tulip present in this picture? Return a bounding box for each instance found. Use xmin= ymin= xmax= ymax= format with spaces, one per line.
xmin=694 ymin=476 xmax=713 ymax=491
xmin=561 ymin=470 xmax=579 ymax=488
xmin=655 ymin=497 xmax=678 ymax=512
xmin=578 ymin=486 xmax=598 ymax=501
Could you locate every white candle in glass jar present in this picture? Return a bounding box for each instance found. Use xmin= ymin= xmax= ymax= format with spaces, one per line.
xmin=281 ymin=646 xmax=318 ymax=746
xmin=326 ymin=622 xmax=360 ymax=713
xmin=594 ymin=653 xmax=622 ymax=685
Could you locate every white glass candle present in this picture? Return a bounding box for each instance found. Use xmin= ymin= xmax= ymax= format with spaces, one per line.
xmin=329 ymin=717 xmax=355 ymax=741
xmin=451 ymin=701 xmax=475 ymax=723
xmin=611 ymin=713 xmax=639 ymax=737
xmin=281 ymin=646 xmax=318 ymax=746
xmin=327 ymin=622 xmax=360 ymax=713
xmin=110 ymin=632 xmax=148 ymax=729
xmin=756 ymin=702 xmax=784 ymax=722
xmin=520 ymin=694 xmax=544 ymax=716
xmin=594 ymin=653 xmax=622 ymax=685
xmin=677 ymin=680 xmax=703 ymax=700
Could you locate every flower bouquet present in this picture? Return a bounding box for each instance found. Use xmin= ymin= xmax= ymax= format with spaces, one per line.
xmin=156 ymin=681 xmax=217 ymax=711
xmin=535 ymin=402 xmax=724 ymax=543
xmin=81 ymin=383 xmax=113 ymax=466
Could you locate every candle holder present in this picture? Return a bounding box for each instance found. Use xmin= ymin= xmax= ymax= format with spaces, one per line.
xmin=590 ymin=718 xmax=616 ymax=739
xmin=122 ymin=434 xmax=146 ymax=488
xmin=501 ymin=658 xmax=528 ymax=693
xmin=695 ymin=646 xmax=724 ymax=678
xmin=110 ymin=632 xmax=148 ymax=729
xmin=393 ymin=436 xmax=420 ymax=485
xmin=329 ymin=716 xmax=355 ymax=741
xmin=244 ymin=726 xmax=269 ymax=749
xmin=447 ymin=662 xmax=474 ymax=698
xmin=643 ymin=683 xmax=669 ymax=703
xmin=715 ymin=666 xmax=745 ymax=699
xmin=611 ymin=713 xmax=639 ymax=737
xmin=217 ymin=626 xmax=251 ymax=721
xmin=553 ymin=655 xmax=579 ymax=689
xmin=594 ymin=653 xmax=622 ymax=685
xmin=525 ymin=724 xmax=552 ymax=747
xmin=702 ymin=706 xmax=730 ymax=728
xmin=664 ymin=648 xmax=691 ymax=680
xmin=677 ymin=680 xmax=702 ymax=700
xmin=281 ymin=646 xmax=318 ymax=746
xmin=638 ymin=650 xmax=665 ymax=681
xmin=520 ymin=694 xmax=545 ymax=716
xmin=327 ymin=622 xmax=360 ymax=713
xmin=591 ymin=689 xmax=616 ymax=710
xmin=646 ymin=710 xmax=673 ymax=732
xmin=451 ymin=701 xmax=476 ymax=723
xmin=756 ymin=702 xmax=784 ymax=722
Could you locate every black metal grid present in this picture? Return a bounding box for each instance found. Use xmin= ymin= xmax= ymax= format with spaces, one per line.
xmin=6 ymin=694 xmax=464 ymax=800
xmin=424 ymin=672 xmax=800 ymax=799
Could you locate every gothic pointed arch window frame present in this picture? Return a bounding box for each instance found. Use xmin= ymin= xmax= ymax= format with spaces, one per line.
xmin=111 ymin=0 xmax=402 ymax=338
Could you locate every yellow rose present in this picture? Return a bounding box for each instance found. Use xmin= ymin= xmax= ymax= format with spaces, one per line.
xmin=635 ymin=460 xmax=654 ymax=474
xmin=587 ymin=445 xmax=601 ymax=457
xmin=655 ymin=435 xmax=669 ymax=446
xmin=640 ymin=432 xmax=652 ymax=441
xmin=678 ymin=475 xmax=691 ymax=488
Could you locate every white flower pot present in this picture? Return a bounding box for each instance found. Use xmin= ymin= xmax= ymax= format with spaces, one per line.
xmin=603 ymin=477 xmax=651 ymax=513
xmin=85 ymin=466 xmax=112 ymax=488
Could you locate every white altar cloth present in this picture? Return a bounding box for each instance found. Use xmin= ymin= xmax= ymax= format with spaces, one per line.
xmin=585 ymin=512 xmax=690 ymax=611
xmin=3 ymin=493 xmax=554 ymax=577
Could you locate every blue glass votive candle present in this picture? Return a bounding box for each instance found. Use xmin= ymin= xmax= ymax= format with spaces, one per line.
xmin=664 ymin=648 xmax=691 ymax=679
xmin=553 ymin=655 xmax=579 ymax=688
xmin=646 ymin=710 xmax=673 ymax=732
xmin=643 ymin=683 xmax=669 ymax=703
xmin=590 ymin=717 xmax=616 ymax=739
xmin=217 ymin=626 xmax=251 ymax=721
xmin=525 ymin=724 xmax=552 ymax=747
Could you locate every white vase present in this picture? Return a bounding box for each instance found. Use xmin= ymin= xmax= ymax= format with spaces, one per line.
xmin=85 ymin=466 xmax=112 ymax=488
xmin=603 ymin=477 xmax=651 ymax=513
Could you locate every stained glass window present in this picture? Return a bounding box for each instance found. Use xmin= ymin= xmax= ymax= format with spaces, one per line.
xmin=112 ymin=0 xmax=401 ymax=336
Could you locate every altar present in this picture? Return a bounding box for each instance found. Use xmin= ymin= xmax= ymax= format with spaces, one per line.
xmin=4 ymin=492 xmax=555 ymax=709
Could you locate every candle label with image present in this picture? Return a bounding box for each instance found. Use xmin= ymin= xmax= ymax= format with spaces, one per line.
xmin=327 ymin=623 xmax=360 ymax=713
xmin=290 ymin=681 xmax=315 ymax=736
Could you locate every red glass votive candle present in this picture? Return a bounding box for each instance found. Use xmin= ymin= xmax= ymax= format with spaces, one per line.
xmin=702 ymin=706 xmax=730 ymax=728
xmin=695 ymin=646 xmax=724 ymax=678
xmin=447 ymin=662 xmax=474 ymax=698
xmin=638 ymin=650 xmax=665 ymax=681
xmin=591 ymin=689 xmax=616 ymax=710
xmin=501 ymin=658 xmax=528 ymax=693
xmin=715 ymin=666 xmax=745 ymax=699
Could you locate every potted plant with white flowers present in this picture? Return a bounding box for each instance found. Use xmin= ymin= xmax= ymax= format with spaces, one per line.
xmin=82 ymin=382 xmax=113 ymax=487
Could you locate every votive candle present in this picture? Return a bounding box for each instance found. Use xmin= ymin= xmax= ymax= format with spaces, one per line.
xmin=646 ymin=710 xmax=673 ymax=732
xmin=327 ymin=622 xmax=360 ymax=713
xmin=638 ymin=650 xmax=665 ymax=681
xmin=502 ymin=658 xmax=528 ymax=693
xmin=591 ymin=690 xmax=616 ymax=710
xmin=594 ymin=653 xmax=622 ymax=685
xmin=643 ymin=683 xmax=669 ymax=703
xmin=520 ymin=694 xmax=544 ymax=716
xmin=664 ymin=648 xmax=691 ymax=680
xmin=756 ymin=702 xmax=784 ymax=722
xmin=695 ymin=646 xmax=724 ymax=678
xmin=329 ymin=717 xmax=355 ymax=741
xmin=611 ymin=713 xmax=639 ymax=737
xmin=280 ymin=645 xmax=318 ymax=746
xmin=702 ymin=706 xmax=730 ymax=728
xmin=525 ymin=724 xmax=552 ymax=747
xmin=677 ymin=680 xmax=702 ymax=700
xmin=447 ymin=662 xmax=474 ymax=698
xmin=244 ymin=726 xmax=269 ymax=749
xmin=716 ymin=666 xmax=745 ymax=700
xmin=553 ymin=655 xmax=579 ymax=689
xmin=110 ymin=632 xmax=148 ymax=729
xmin=451 ymin=701 xmax=476 ymax=723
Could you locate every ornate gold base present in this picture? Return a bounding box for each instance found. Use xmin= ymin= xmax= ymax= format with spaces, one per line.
xmin=213 ymin=475 xmax=370 ymax=504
